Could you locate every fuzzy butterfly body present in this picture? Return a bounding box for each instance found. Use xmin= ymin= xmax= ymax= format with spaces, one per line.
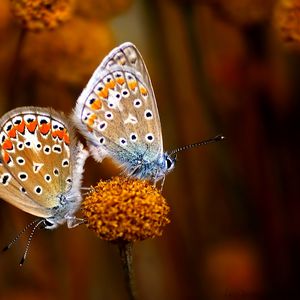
xmin=0 ymin=107 xmax=88 ymax=229
xmin=74 ymin=42 xmax=175 ymax=182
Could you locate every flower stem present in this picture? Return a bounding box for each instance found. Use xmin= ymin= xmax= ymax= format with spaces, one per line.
xmin=118 ymin=241 xmax=136 ymax=300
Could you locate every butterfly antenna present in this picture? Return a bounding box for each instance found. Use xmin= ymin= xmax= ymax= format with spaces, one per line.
xmin=169 ymin=135 xmax=225 ymax=156
xmin=19 ymin=219 xmax=45 ymax=266
xmin=2 ymin=219 xmax=40 ymax=252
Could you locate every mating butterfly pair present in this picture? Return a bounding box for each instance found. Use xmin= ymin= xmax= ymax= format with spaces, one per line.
xmin=0 ymin=43 xmax=223 ymax=263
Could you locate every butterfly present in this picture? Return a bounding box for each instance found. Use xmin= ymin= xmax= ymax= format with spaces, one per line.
xmin=73 ymin=42 xmax=224 ymax=184
xmin=0 ymin=107 xmax=88 ymax=264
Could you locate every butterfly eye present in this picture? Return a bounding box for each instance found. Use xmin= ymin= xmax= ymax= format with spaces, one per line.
xmin=166 ymin=157 xmax=175 ymax=170
xmin=43 ymin=220 xmax=55 ymax=228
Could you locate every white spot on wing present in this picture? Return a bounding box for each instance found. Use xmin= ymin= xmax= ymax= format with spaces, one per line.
xmin=124 ymin=114 xmax=138 ymax=125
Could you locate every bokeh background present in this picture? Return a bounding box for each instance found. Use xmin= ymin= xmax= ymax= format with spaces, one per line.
xmin=0 ymin=0 xmax=300 ymax=299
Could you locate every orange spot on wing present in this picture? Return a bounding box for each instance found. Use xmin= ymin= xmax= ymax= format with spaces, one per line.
xmin=140 ymin=86 xmax=148 ymax=96
xmin=2 ymin=151 xmax=11 ymax=164
xmin=39 ymin=123 xmax=51 ymax=135
xmin=90 ymin=99 xmax=102 ymax=110
xmin=26 ymin=120 xmax=38 ymax=133
xmin=63 ymin=132 xmax=70 ymax=145
xmin=106 ymin=79 xmax=116 ymax=90
xmin=2 ymin=139 xmax=13 ymax=151
xmin=8 ymin=128 xmax=17 ymax=138
xmin=128 ymin=80 xmax=138 ymax=90
xmin=116 ymin=77 xmax=125 ymax=85
xmin=87 ymin=114 xmax=97 ymax=127
xmin=98 ymin=87 xmax=109 ymax=99
xmin=52 ymin=130 xmax=64 ymax=140
xmin=16 ymin=121 xmax=25 ymax=134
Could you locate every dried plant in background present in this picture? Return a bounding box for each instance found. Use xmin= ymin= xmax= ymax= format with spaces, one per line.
xmin=273 ymin=0 xmax=300 ymax=46
xmin=10 ymin=0 xmax=75 ymax=31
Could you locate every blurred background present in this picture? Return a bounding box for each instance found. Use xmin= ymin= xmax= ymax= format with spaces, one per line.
xmin=0 ymin=0 xmax=300 ymax=299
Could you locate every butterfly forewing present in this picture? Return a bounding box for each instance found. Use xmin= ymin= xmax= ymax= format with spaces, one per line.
xmin=74 ymin=43 xmax=163 ymax=169
xmin=0 ymin=107 xmax=78 ymax=218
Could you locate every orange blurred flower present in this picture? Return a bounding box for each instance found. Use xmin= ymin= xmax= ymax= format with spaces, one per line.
xmin=207 ymin=0 xmax=276 ymax=26
xmin=75 ymin=0 xmax=133 ymax=20
xmin=273 ymin=0 xmax=300 ymax=45
xmin=21 ymin=18 xmax=114 ymax=86
xmin=10 ymin=0 xmax=75 ymax=31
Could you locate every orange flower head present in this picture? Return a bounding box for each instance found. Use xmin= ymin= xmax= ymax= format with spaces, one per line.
xmin=81 ymin=177 xmax=170 ymax=242
xmin=10 ymin=0 xmax=74 ymax=31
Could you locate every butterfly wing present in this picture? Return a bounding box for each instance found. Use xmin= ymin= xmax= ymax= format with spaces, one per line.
xmin=74 ymin=42 xmax=164 ymax=174
xmin=0 ymin=107 xmax=86 ymax=220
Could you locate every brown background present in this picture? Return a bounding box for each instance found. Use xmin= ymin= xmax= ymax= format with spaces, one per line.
xmin=0 ymin=0 xmax=299 ymax=299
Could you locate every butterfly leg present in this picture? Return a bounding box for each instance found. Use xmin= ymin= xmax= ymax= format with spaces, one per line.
xmin=66 ymin=216 xmax=87 ymax=228
xmin=80 ymin=186 xmax=94 ymax=196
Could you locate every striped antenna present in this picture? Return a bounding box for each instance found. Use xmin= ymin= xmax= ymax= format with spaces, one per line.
xmin=169 ymin=135 xmax=225 ymax=156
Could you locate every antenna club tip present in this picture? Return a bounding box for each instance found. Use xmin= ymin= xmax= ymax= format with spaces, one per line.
xmin=216 ymin=135 xmax=226 ymax=141
xmin=19 ymin=257 xmax=25 ymax=266
xmin=2 ymin=245 xmax=9 ymax=252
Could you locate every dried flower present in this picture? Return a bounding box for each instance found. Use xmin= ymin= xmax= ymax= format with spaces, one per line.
xmin=206 ymin=0 xmax=276 ymax=27
xmin=10 ymin=0 xmax=74 ymax=31
xmin=273 ymin=0 xmax=300 ymax=45
xmin=81 ymin=176 xmax=170 ymax=242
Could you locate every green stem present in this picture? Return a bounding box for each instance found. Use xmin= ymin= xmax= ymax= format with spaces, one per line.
xmin=118 ymin=241 xmax=136 ymax=300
